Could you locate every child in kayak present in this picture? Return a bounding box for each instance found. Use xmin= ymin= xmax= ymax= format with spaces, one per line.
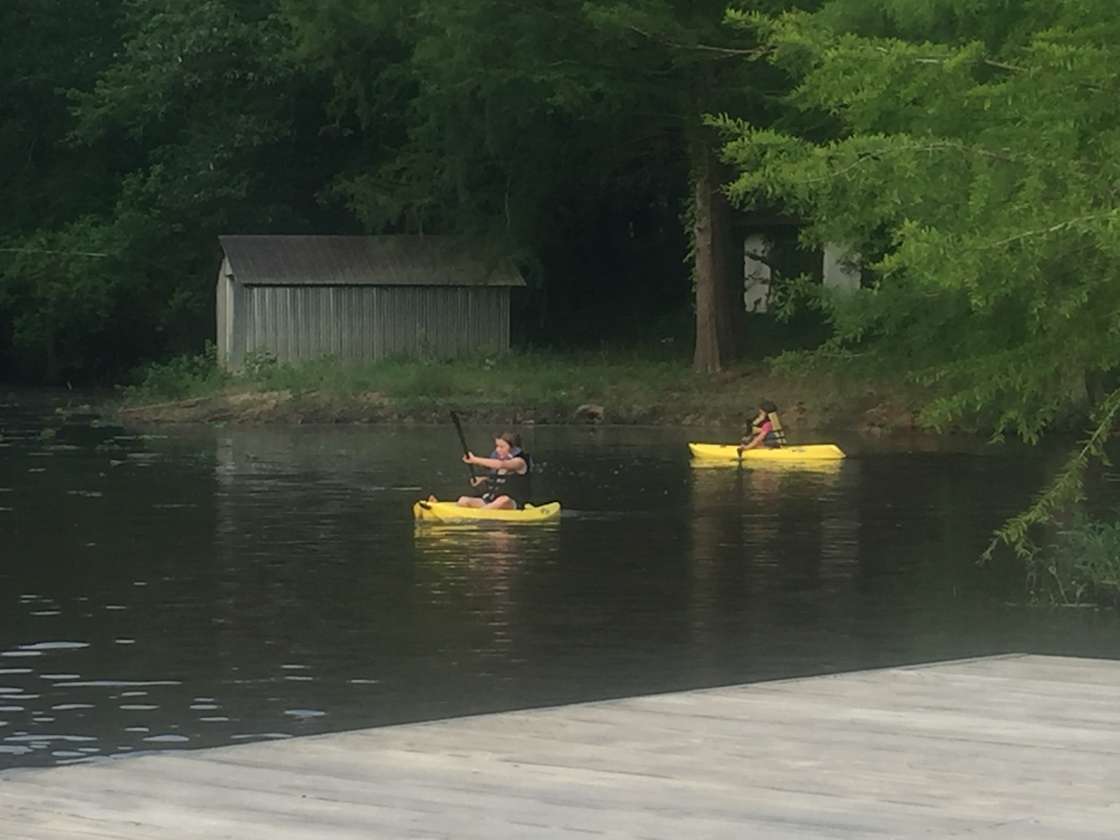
xmin=456 ymin=431 xmax=532 ymax=509
xmin=739 ymin=400 xmax=787 ymax=453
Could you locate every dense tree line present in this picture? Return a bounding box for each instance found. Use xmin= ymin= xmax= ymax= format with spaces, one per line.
xmin=2 ymin=1 xmax=1117 ymax=439
xmin=0 ymin=0 xmax=803 ymax=383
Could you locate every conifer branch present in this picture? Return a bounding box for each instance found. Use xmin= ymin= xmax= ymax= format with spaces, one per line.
xmin=982 ymin=386 xmax=1120 ymax=564
xmin=0 ymin=248 xmax=109 ymax=258
xmin=623 ymin=25 xmax=769 ymax=59
xmin=984 ymin=211 xmax=1118 ymax=249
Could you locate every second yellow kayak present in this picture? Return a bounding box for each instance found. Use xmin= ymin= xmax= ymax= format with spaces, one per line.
xmin=688 ymin=442 xmax=846 ymax=462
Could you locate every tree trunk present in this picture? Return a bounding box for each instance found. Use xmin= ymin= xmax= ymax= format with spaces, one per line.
xmin=691 ymin=138 xmax=735 ymax=373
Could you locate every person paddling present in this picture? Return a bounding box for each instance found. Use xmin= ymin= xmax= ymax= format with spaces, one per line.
xmin=453 ymin=431 xmax=532 ymax=510
xmin=738 ymin=400 xmax=787 ymax=454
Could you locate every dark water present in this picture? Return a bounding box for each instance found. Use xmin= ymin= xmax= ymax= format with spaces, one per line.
xmin=2 ymin=393 xmax=1118 ymax=769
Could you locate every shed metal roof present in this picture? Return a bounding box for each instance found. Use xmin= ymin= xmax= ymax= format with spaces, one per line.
xmin=219 ymin=235 xmax=525 ymax=287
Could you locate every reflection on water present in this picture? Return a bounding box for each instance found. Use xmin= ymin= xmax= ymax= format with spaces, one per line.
xmin=1 ymin=394 xmax=1118 ymax=769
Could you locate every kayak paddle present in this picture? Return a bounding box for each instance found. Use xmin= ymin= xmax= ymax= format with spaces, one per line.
xmin=449 ymin=410 xmax=478 ymax=481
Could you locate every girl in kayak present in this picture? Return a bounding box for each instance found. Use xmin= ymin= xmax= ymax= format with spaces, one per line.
xmin=456 ymin=431 xmax=532 ymax=509
xmin=739 ymin=400 xmax=787 ymax=453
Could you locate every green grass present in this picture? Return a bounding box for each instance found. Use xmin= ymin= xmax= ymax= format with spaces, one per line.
xmin=126 ymin=349 xmax=717 ymax=406
xmin=119 ymin=346 xmax=902 ymax=429
xmin=1032 ymin=514 xmax=1120 ymax=607
xmin=123 ymin=342 xmax=232 ymax=402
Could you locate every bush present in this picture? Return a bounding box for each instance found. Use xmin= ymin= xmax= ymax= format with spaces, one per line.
xmin=125 ymin=341 xmax=230 ymax=401
xmin=1031 ymin=513 xmax=1120 ymax=606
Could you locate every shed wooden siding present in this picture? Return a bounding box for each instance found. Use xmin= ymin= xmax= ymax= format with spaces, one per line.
xmin=215 ymin=236 xmax=524 ymax=368
xmin=215 ymin=257 xmax=233 ymax=364
xmin=228 ymin=284 xmax=509 ymax=366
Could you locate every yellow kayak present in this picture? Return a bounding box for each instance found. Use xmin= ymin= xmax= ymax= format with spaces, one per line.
xmin=690 ymin=458 xmax=843 ymax=474
xmin=413 ymin=499 xmax=562 ymax=524
xmin=688 ymin=442 xmax=846 ymax=462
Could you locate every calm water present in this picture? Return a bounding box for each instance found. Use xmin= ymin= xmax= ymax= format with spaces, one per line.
xmin=2 ymin=393 xmax=1118 ymax=769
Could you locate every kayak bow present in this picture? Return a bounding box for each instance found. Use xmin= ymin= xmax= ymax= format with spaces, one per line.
xmin=688 ymin=442 xmax=846 ymax=462
xmin=413 ymin=499 xmax=562 ymax=524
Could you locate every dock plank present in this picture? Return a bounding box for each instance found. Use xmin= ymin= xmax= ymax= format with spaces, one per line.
xmin=2 ymin=654 xmax=1118 ymax=839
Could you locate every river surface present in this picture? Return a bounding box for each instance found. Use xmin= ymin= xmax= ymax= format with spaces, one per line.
xmin=2 ymin=393 xmax=1118 ymax=769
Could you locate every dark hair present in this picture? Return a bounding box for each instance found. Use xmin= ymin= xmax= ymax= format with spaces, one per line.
xmin=760 ymin=400 xmax=778 ymax=414
xmin=498 ymin=431 xmax=522 ymax=449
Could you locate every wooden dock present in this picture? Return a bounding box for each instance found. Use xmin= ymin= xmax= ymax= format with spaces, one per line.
xmin=2 ymin=654 xmax=1118 ymax=838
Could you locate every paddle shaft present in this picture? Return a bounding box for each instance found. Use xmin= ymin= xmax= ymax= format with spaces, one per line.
xmin=449 ymin=410 xmax=478 ymax=480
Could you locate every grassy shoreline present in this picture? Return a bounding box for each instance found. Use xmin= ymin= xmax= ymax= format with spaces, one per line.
xmin=111 ymin=351 xmax=921 ymax=431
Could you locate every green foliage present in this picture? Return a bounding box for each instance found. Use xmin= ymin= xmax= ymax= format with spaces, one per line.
xmin=2 ymin=0 xmax=346 ymax=382
xmin=279 ymin=0 xmax=809 ymax=368
xmin=126 ymin=341 xmax=230 ymax=400
xmin=9 ymin=0 xmax=766 ymax=380
xmin=247 ymin=351 xmax=695 ymax=404
xmin=0 ymin=0 xmax=124 ymax=236
xmin=1 ymin=219 xmax=127 ymax=381
xmin=121 ymin=349 xmax=752 ymax=420
xmin=0 ymin=1 xmax=126 ymax=379
xmin=720 ymin=1 xmax=1120 ymax=441
xmin=983 ymin=386 xmax=1120 ymax=564
xmin=1028 ymin=513 xmax=1120 ymax=607
xmin=242 ymin=349 xmax=280 ymax=379
xmin=281 ymin=0 xmax=695 ymax=241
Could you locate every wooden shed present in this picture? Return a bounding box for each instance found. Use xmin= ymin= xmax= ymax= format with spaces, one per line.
xmin=215 ymin=235 xmax=525 ymax=369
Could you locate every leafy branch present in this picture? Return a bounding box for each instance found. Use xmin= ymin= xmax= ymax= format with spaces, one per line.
xmin=983 ymin=385 xmax=1120 ymax=564
xmin=622 ymin=24 xmax=771 ymax=59
xmin=983 ymin=210 xmax=1119 ymax=250
xmin=0 ymin=248 xmax=109 ymax=258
